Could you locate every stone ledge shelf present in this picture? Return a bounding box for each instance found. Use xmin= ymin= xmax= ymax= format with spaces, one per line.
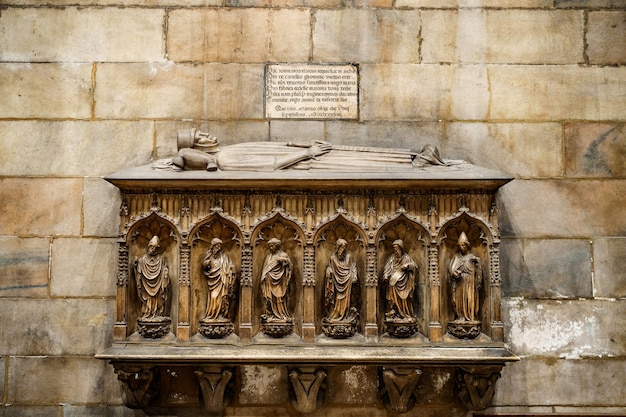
xmin=98 ymin=138 xmax=517 ymax=414
xmin=98 ymin=344 xmax=518 ymax=413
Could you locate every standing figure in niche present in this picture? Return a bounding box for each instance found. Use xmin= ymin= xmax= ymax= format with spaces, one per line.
xmin=448 ymin=232 xmax=483 ymax=322
xmin=202 ymin=238 xmax=237 ymax=321
xmin=134 ymin=236 xmax=170 ymax=319
xmin=324 ymin=239 xmax=359 ymax=323
xmin=260 ymin=238 xmax=293 ymax=322
xmin=382 ymin=239 xmax=418 ymax=321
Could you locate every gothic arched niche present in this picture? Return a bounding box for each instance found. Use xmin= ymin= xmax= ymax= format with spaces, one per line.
xmin=127 ymin=213 xmax=180 ymax=339
xmin=313 ymin=217 xmax=366 ymax=339
xmin=376 ymin=215 xmax=429 ymax=339
xmin=438 ymin=213 xmax=492 ymax=340
xmin=189 ymin=215 xmax=243 ymax=339
xmin=251 ymin=214 xmax=305 ymax=339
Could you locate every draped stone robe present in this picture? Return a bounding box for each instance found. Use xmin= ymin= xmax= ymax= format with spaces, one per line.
xmin=135 ymin=254 xmax=169 ymax=319
xmin=448 ymin=251 xmax=482 ymax=322
xmin=382 ymin=252 xmax=417 ymax=320
xmin=203 ymin=252 xmax=236 ymax=320
xmin=324 ymin=251 xmax=358 ymax=322
xmin=261 ymin=249 xmax=293 ymax=320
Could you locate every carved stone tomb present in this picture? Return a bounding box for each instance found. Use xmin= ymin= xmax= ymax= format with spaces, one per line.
xmin=97 ymin=133 xmax=518 ymax=414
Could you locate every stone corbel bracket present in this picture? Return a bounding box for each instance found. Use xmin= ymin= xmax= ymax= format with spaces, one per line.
xmin=113 ymin=363 xmax=158 ymax=409
xmin=195 ymin=366 xmax=235 ymax=414
xmin=381 ymin=366 xmax=422 ymax=413
xmin=456 ymin=365 xmax=503 ymax=411
xmin=288 ymin=367 xmax=327 ymax=413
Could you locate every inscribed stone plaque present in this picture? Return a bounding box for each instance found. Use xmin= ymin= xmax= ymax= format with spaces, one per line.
xmin=266 ymin=64 xmax=358 ymax=119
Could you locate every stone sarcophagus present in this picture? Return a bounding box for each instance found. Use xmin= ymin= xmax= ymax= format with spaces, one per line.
xmin=97 ymin=131 xmax=518 ymax=414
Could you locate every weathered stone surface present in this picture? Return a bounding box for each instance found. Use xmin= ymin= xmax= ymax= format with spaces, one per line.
xmin=503 ymin=298 xmax=626 ymax=358
xmin=494 ymin=357 xmax=626 ymax=406
xmin=449 ymin=65 xmax=490 ymax=120
xmin=83 ymin=178 xmax=123 ymax=238
xmin=0 ymin=299 xmax=114 ymax=356
xmin=0 ymin=178 xmax=83 ymax=237
xmin=397 ymin=0 xmax=551 ymax=6
xmin=6 ymin=357 xmax=121 ymax=405
xmin=0 ymin=121 xmax=154 ymax=177
xmin=498 ymin=180 xmax=626 ymax=238
xmin=564 ymin=123 xmax=626 ymax=179
xmin=593 ymin=238 xmax=626 ymax=299
xmin=239 ymin=365 xmax=288 ymax=405
xmin=555 ymin=0 xmax=626 ymax=8
xmin=0 ymin=63 xmax=92 ymax=118
xmin=0 ymin=8 xmax=164 ymax=62
xmin=500 ymin=239 xmax=592 ymax=299
xmin=95 ymin=63 xmax=264 ymax=119
xmin=324 ymin=121 xmax=442 ymax=152
xmin=63 ymin=406 xmax=136 ymax=417
xmin=360 ymin=64 xmax=453 ymax=120
xmin=488 ymin=66 xmax=626 ymax=121
xmin=270 ymin=10 xmax=312 ymax=62
xmin=313 ymin=10 xmax=420 ymax=63
xmin=1 ymin=406 xmax=63 ymax=417
xmin=3 ymin=0 xmax=220 ymax=4
xmin=445 ymin=123 xmax=562 ymax=177
xmin=421 ymin=9 xmax=583 ymax=64
xmin=0 ymin=357 xmax=4 ymax=401
xmin=270 ymin=121 xmax=325 ymax=144
xmin=0 ymin=237 xmax=49 ymax=298
xmin=50 ymin=238 xmax=117 ymax=297
xmin=326 ymin=365 xmax=378 ymax=405
xmin=168 ymin=9 xmax=269 ymax=63
xmin=414 ymin=367 xmax=455 ymax=406
xmin=587 ymin=11 xmax=626 ymax=65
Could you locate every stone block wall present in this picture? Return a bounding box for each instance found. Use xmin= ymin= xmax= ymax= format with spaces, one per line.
xmin=0 ymin=0 xmax=624 ymax=416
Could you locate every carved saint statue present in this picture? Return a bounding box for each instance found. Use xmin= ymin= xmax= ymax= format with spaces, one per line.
xmin=260 ymin=238 xmax=293 ymax=322
xmin=324 ymin=239 xmax=358 ymax=323
xmin=202 ymin=238 xmax=237 ymax=321
xmin=448 ymin=232 xmax=483 ymax=323
xmin=160 ymin=129 xmax=449 ymax=172
xmin=382 ymin=240 xmax=418 ymax=322
xmin=134 ymin=236 xmax=170 ymax=319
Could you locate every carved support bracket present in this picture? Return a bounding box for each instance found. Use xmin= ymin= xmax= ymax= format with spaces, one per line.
xmin=381 ymin=366 xmax=422 ymax=413
xmin=195 ymin=366 xmax=234 ymax=414
xmin=288 ymin=367 xmax=327 ymax=414
xmin=114 ymin=364 xmax=158 ymax=409
xmin=456 ymin=365 xmax=502 ymax=411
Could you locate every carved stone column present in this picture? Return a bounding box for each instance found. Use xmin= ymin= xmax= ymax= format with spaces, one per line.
xmin=456 ymin=366 xmax=502 ymax=411
xmin=489 ymin=245 xmax=504 ymax=342
xmin=114 ymin=240 xmax=129 ymax=341
xmin=364 ymin=244 xmax=378 ymax=339
xmin=239 ymin=244 xmax=253 ymax=341
xmin=177 ymin=242 xmax=191 ymax=341
xmin=302 ymin=244 xmax=316 ymax=342
xmin=380 ymin=366 xmax=422 ymax=413
xmin=428 ymin=245 xmax=443 ymax=342
xmin=195 ymin=366 xmax=234 ymax=414
xmin=288 ymin=367 xmax=327 ymax=413
xmin=114 ymin=364 xmax=158 ymax=409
